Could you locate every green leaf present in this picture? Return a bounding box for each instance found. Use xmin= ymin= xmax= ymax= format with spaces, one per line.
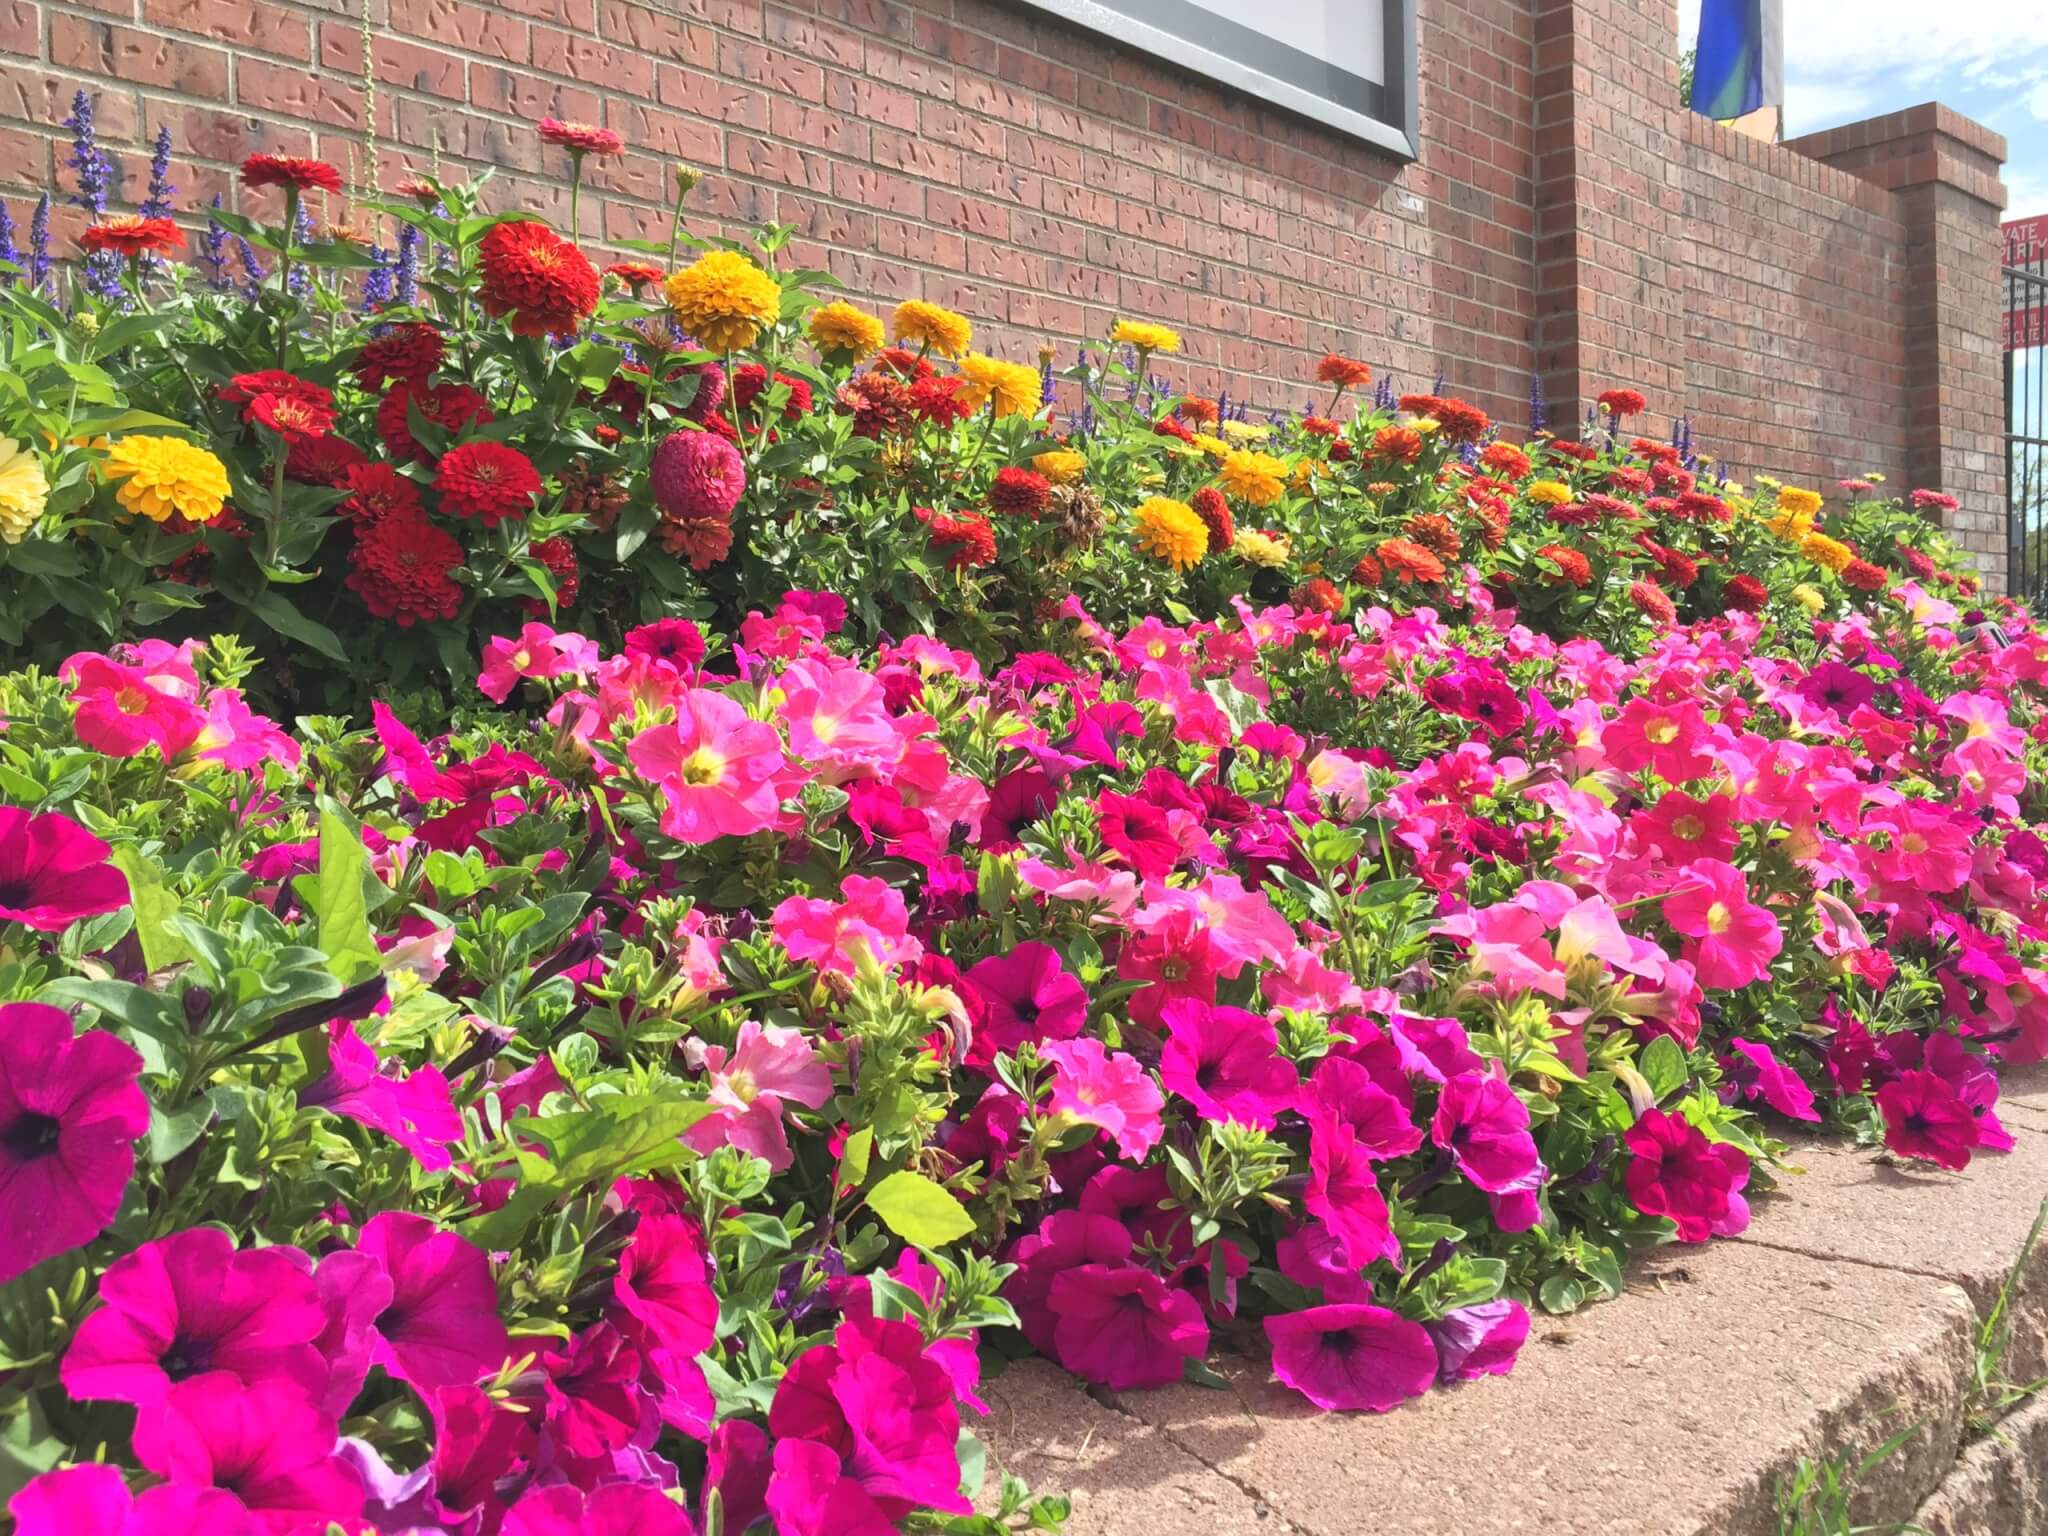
xmin=108 ymin=845 xmax=191 ymax=970
xmin=838 ymin=1125 xmax=873 ymax=1190
xmin=866 ymin=1169 xmax=974 ymax=1248
xmin=243 ymin=589 xmax=349 ymax=663
xmin=1638 ymin=1034 xmax=1689 ymax=1104
xmin=461 ymin=1095 xmax=711 ymax=1250
xmin=1538 ymin=1274 xmax=1587 ymax=1314
xmin=307 ymin=810 xmax=381 ymax=984
xmin=146 ymin=1094 xmax=217 ymax=1163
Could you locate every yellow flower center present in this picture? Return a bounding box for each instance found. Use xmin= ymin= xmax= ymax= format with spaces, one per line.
xmin=1671 ymin=815 xmax=1704 ymax=841
xmin=1704 ymin=901 xmax=1732 ymax=935
xmin=1645 ymin=718 xmax=1679 ymax=745
xmin=680 ymin=747 xmax=727 ymax=787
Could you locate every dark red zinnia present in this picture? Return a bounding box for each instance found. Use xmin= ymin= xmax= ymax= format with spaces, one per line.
xmin=435 ymin=441 xmax=542 ymax=526
xmin=354 ymin=322 xmax=446 ymax=391
xmin=241 ymin=155 xmax=344 ymax=195
xmin=376 ymin=381 xmax=494 ymax=464
xmin=988 ymin=466 xmax=1052 ymax=520
xmin=347 ymin=506 xmax=464 ymax=626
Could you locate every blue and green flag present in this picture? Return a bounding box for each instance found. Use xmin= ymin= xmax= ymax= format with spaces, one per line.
xmin=1691 ymin=0 xmax=1779 ymax=121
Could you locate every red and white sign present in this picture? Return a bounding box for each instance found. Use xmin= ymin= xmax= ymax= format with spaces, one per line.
xmin=2008 ymin=215 xmax=2048 ymax=270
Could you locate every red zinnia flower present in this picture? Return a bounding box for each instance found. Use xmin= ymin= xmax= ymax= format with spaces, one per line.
xmin=220 ymin=370 xmax=330 ymax=410
xmin=376 ymin=382 xmax=494 ymax=463
xmin=1431 ymin=397 xmax=1491 ymax=444
xmin=354 ymin=322 xmax=445 ymax=390
xmin=1896 ymin=543 xmax=1937 ymax=578
xmin=391 ymin=176 xmax=441 ymax=205
xmin=1351 ymin=552 xmax=1383 ymax=585
xmin=731 ymin=364 xmax=814 ymax=422
xmin=909 ymin=374 xmax=971 ymax=426
xmin=1153 ymin=414 xmax=1196 ymax=444
xmin=538 ymin=118 xmax=624 ymax=156
xmin=1722 ymin=573 xmax=1768 ymax=613
xmin=1537 ymin=544 xmax=1591 ymax=587
xmin=1372 ymin=425 xmax=1424 ymax=464
xmin=838 ymin=372 xmax=913 ymax=438
xmin=1316 ymin=354 xmax=1373 ymax=390
xmin=1291 ymin=578 xmax=1342 ymax=616
xmin=241 ymin=155 xmax=344 ymax=195
xmin=658 ymin=511 xmax=734 ymax=570
xmin=1300 ymin=414 xmax=1339 ymax=439
xmin=1628 ymin=578 xmax=1677 ymax=625
xmin=1190 ymin=485 xmax=1234 ymax=549
xmin=341 ymin=462 xmax=424 ymax=524
xmin=1378 ymin=537 xmax=1445 ymax=584
xmin=1479 ymin=442 xmax=1531 ymax=479
xmin=1676 ymin=490 xmax=1729 ymax=522
xmin=988 ymin=466 xmax=1052 ymax=520
xmin=1910 ymin=489 xmax=1960 ymax=512
xmin=917 ymin=506 xmax=996 ymax=570
xmin=286 ymin=433 xmax=367 ymax=487
xmin=605 ymin=261 xmax=665 ymax=290
xmin=80 ymin=216 xmax=183 ymax=259
xmin=1177 ymin=396 xmax=1220 ymax=425
xmin=652 ymin=431 xmax=745 ymax=524
xmin=347 ymin=506 xmax=464 ymax=626
xmin=1841 ymin=559 xmax=1888 ymax=592
xmin=477 ymin=219 xmax=600 ymax=340
xmin=1597 ymin=387 xmax=1647 ymax=418
xmin=521 ymin=536 xmax=581 ymax=617
xmin=221 ymin=371 xmax=336 ymax=442
xmin=435 ymin=441 xmax=542 ymax=526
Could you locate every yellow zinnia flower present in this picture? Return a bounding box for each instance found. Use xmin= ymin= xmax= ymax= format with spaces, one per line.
xmin=0 ymin=436 xmax=50 ymax=544
xmin=1800 ymin=532 xmax=1855 ymax=573
xmin=1110 ymin=319 xmax=1181 ymax=355
xmin=1221 ymin=420 xmax=1270 ymax=443
xmin=1777 ymin=486 xmax=1823 ymax=518
xmin=954 ymin=354 xmax=1042 ymax=419
xmin=1217 ymin=449 xmax=1286 ymax=508
xmin=1192 ymin=433 xmax=1230 ymax=459
xmin=806 ymin=300 xmax=884 ymax=365
xmin=1133 ymin=496 xmax=1207 ymax=570
xmin=1234 ymin=528 xmax=1290 ymax=567
xmin=666 ymin=250 xmax=782 ymax=353
xmin=1792 ymin=583 xmax=1826 ymax=614
xmin=891 ymin=299 xmax=972 ymax=360
xmin=1033 ymin=449 xmax=1086 ymax=484
xmin=1526 ymin=479 xmax=1572 ymax=506
xmin=104 ymin=436 xmax=229 ymax=524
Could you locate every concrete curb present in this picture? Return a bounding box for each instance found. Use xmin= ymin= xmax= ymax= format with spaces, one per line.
xmin=975 ymin=1065 xmax=2048 ymax=1536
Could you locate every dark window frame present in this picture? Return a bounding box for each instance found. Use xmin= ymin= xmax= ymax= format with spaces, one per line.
xmin=1010 ymin=0 xmax=1420 ymax=161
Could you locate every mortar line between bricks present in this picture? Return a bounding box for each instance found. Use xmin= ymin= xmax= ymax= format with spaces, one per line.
xmin=1089 ymin=1383 xmax=1315 ymax=1536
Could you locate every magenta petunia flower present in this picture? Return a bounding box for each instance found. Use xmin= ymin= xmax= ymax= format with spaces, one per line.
xmin=1302 ymin=1055 xmax=1423 ymax=1160
xmin=61 ymin=1227 xmax=326 ymax=1409
xmin=1876 ymin=1069 xmax=1980 ymax=1170
xmin=1158 ymin=999 xmax=1298 ymax=1129
xmin=535 ymin=1321 xmax=650 ymax=1467
xmin=298 ymin=1024 xmax=463 ymax=1170
xmin=766 ymin=1437 xmax=897 ymax=1536
xmin=1003 ymin=1209 xmax=1135 ymax=1353
xmin=8 ymin=1462 xmax=261 ymax=1536
xmin=1047 ymin=1262 xmax=1208 ymax=1391
xmin=0 ymin=808 xmax=130 ymax=932
xmin=131 ymin=1375 xmax=364 ymax=1530
xmin=768 ymin=1313 xmax=969 ymax=1517
xmin=1426 ymin=1298 xmax=1531 ymax=1383
xmin=963 ymin=942 xmax=1089 ymax=1067
xmin=1306 ymin=1118 xmax=1400 ymax=1270
xmin=1622 ymin=1107 xmax=1750 ymax=1242
xmin=0 ymin=1002 xmax=148 ymax=1285
xmin=357 ymin=1211 xmax=512 ymax=1391
xmin=312 ymin=1248 xmax=391 ymax=1418
xmin=704 ymin=1418 xmax=773 ymax=1536
xmin=1274 ymin=1220 xmax=1372 ymax=1304
xmin=1722 ymin=1038 xmax=1820 ymax=1123
xmin=429 ymin=1383 xmax=537 ymax=1519
xmin=1430 ymin=1072 xmax=1543 ymax=1193
xmin=502 ymin=1482 xmax=696 ymax=1536
xmin=610 ymin=1212 xmax=718 ymax=1360
xmin=1264 ymin=1303 xmax=1437 ymax=1412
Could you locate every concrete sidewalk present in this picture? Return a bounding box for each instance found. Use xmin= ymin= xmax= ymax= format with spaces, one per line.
xmin=976 ymin=1066 xmax=2048 ymax=1536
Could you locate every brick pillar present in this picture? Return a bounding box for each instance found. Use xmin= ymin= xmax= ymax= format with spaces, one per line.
xmin=1787 ymin=107 xmax=2010 ymax=589
xmin=1530 ymin=0 xmax=1690 ymax=431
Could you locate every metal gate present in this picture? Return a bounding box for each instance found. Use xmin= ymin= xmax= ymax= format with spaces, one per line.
xmin=2008 ymin=217 xmax=2048 ymax=602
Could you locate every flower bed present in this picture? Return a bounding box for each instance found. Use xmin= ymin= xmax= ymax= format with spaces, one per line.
xmin=0 ymin=109 xmax=2043 ymax=1536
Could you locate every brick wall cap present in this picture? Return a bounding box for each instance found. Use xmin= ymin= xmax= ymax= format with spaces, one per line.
xmin=1786 ymin=102 xmax=2006 ymax=176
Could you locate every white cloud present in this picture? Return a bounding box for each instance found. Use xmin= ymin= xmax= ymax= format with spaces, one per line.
xmin=1680 ymin=0 xmax=2048 ymax=96
xmin=1781 ymin=76 xmax=1877 ymax=136
xmin=2007 ymin=166 xmax=2048 ymax=220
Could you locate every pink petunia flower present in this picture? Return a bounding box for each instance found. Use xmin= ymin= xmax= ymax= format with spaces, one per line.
xmin=1722 ymin=1038 xmax=1820 ymax=1122
xmin=1003 ymin=1210 xmax=1136 ymax=1353
xmin=1622 ymin=1107 xmax=1750 ymax=1242
xmin=1425 ymin=1298 xmax=1531 ymax=1383
xmin=1302 ymin=1055 xmax=1423 ymax=1160
xmin=1430 ymin=1072 xmax=1543 ymax=1193
xmin=8 ymin=1462 xmax=262 ymax=1536
xmin=768 ymin=1313 xmax=970 ymax=1517
xmin=62 ymin=654 xmax=206 ymax=759
xmin=962 ymin=942 xmax=1089 ymax=1068
xmin=131 ymin=1375 xmax=364 ymax=1530
xmin=191 ymin=689 xmax=302 ymax=772
xmin=0 ymin=807 xmax=130 ymax=931
xmin=299 ymin=1024 xmax=463 ymax=1169
xmin=1047 ymin=1262 xmax=1208 ymax=1390
xmin=1660 ymin=858 xmax=1782 ymax=989
xmin=682 ymin=1019 xmax=833 ymax=1171
xmin=626 ymin=687 xmax=792 ymax=843
xmin=0 ymin=1001 xmax=148 ymax=1284
xmin=1875 ymin=1070 xmax=1979 ymax=1170
xmin=610 ymin=1212 xmax=718 ymax=1360
xmin=1264 ymin=1303 xmax=1437 ymax=1412
xmin=1305 ymin=1118 xmax=1399 ymax=1269
xmin=766 ymin=1438 xmax=897 ymax=1536
xmin=771 ymin=874 xmax=923 ymax=976
xmin=356 ymin=1211 xmax=512 ymax=1391
xmin=502 ymin=1482 xmax=695 ymax=1536
xmin=1157 ymin=999 xmax=1298 ymax=1129
xmin=1038 ymin=1037 xmax=1164 ymax=1160
xmin=477 ymin=622 xmax=600 ymax=704
xmin=61 ymin=1228 xmax=327 ymax=1409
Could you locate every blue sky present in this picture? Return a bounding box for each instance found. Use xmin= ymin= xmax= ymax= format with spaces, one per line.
xmin=1678 ymin=0 xmax=2048 ymax=218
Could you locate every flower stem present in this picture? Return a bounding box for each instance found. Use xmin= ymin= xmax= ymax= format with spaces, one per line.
xmin=276 ymin=188 xmax=298 ymax=370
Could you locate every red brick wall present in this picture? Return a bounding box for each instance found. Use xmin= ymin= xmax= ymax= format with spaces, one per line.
xmin=1677 ymin=113 xmax=1911 ymax=493
xmin=0 ymin=0 xmax=2010 ymax=576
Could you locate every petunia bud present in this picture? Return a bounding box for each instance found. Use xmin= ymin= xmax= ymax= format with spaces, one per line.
xmin=182 ymin=984 xmax=213 ymax=1033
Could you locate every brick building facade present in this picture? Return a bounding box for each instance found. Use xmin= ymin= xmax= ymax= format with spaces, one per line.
xmin=0 ymin=0 xmax=2014 ymax=581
